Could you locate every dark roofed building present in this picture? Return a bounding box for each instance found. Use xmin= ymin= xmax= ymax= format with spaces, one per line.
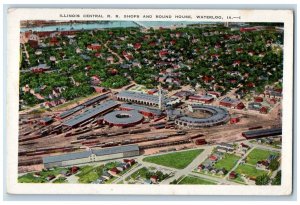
xmin=242 ymin=128 xmax=282 ymax=139
xmin=62 ymin=100 xmax=119 ymax=127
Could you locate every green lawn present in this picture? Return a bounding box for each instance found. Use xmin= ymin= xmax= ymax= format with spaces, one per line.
xmin=143 ymin=149 xmax=204 ymax=169
xmin=76 ymin=165 xmax=104 ymax=184
xmin=178 ymin=176 xmax=217 ymax=185
xmin=214 ymin=153 xmax=240 ymax=171
xmin=246 ymin=148 xmax=280 ymax=165
xmin=234 ymin=164 xmax=268 ymax=178
xmin=18 ymin=173 xmax=47 ymax=183
xmin=126 ymin=167 xmax=149 ymax=181
xmin=53 ymin=177 xmax=67 ymax=183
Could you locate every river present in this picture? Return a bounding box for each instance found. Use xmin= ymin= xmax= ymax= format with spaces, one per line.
xmin=20 ymin=21 xmax=217 ymax=32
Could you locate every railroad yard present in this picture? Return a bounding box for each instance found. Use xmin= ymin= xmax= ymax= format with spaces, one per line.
xmin=18 ymin=85 xmax=282 ymax=173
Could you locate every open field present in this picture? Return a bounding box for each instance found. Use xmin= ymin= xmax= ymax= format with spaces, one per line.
xmin=214 ymin=153 xmax=240 ymax=171
xmin=246 ymin=148 xmax=280 ymax=165
xmin=143 ymin=149 xmax=204 ymax=169
xmin=178 ymin=176 xmax=217 ymax=185
xmin=234 ymin=164 xmax=268 ymax=178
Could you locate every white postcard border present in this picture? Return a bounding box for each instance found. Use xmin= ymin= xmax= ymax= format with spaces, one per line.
xmin=6 ymin=8 xmax=294 ymax=195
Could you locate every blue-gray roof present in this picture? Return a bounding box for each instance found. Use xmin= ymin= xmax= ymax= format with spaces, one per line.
xmin=103 ymin=110 xmax=143 ymax=125
xmin=177 ymin=104 xmax=229 ymax=125
xmin=220 ymin=97 xmax=241 ymax=105
xmin=81 ymin=94 xmax=108 ymax=107
xmin=43 ymin=145 xmax=139 ymax=164
xmin=43 ymin=150 xmax=92 ymax=164
xmin=92 ymin=144 xmax=139 ymax=156
xmin=116 ymin=91 xmax=170 ymax=105
xmin=59 ymin=105 xmax=84 ymax=118
xmin=62 ymin=100 xmax=119 ymax=127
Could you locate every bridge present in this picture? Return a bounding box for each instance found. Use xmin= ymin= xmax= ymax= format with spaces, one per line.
xmin=132 ymin=21 xmax=149 ymax=29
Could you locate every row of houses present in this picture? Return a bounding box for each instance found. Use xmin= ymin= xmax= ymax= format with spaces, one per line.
xmin=92 ymin=159 xmax=136 ymax=184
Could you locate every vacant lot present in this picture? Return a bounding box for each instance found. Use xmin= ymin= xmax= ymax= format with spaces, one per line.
xmin=234 ymin=164 xmax=268 ymax=178
xmin=178 ymin=176 xmax=217 ymax=185
xmin=143 ymin=149 xmax=204 ymax=169
xmin=246 ymin=149 xmax=280 ymax=165
xmin=214 ymin=154 xmax=240 ymax=171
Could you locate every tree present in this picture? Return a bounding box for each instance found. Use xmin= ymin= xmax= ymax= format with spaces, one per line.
xmin=271 ymin=171 xmax=281 ymax=185
xmin=255 ymin=174 xmax=270 ymax=185
xmin=269 ymin=159 xmax=280 ymax=171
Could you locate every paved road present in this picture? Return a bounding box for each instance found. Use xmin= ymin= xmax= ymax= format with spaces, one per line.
xmin=160 ymin=146 xmax=214 ymax=184
xmin=112 ymin=164 xmax=143 ymax=184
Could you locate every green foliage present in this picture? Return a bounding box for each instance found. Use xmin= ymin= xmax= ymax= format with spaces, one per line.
xmin=271 ymin=170 xmax=281 ymax=185
xmin=101 ymin=75 xmax=129 ymax=88
xmin=269 ymin=159 xmax=280 ymax=171
xmin=255 ymin=174 xmax=270 ymax=185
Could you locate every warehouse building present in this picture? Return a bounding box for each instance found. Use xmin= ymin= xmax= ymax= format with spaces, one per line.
xmin=43 ymin=145 xmax=139 ymax=168
xmin=242 ymin=128 xmax=282 ymax=139
xmin=62 ymin=100 xmax=119 ymax=128
xmin=116 ymin=91 xmax=170 ymax=107
xmin=219 ymin=97 xmax=245 ymax=109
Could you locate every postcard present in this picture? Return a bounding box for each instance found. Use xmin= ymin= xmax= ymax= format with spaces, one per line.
xmin=6 ymin=8 xmax=293 ymax=195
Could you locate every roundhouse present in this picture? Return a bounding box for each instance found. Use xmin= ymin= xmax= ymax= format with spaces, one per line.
xmin=103 ymin=110 xmax=144 ymax=127
xmin=175 ymin=104 xmax=229 ymax=128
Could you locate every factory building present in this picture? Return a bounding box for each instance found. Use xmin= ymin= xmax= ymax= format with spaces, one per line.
xmin=119 ymin=103 xmax=162 ymax=117
xmin=43 ymin=145 xmax=139 ymax=168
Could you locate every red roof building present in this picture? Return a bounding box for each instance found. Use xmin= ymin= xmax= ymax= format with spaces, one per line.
xmin=209 ymin=155 xmax=218 ymax=161
xmin=159 ymin=50 xmax=169 ymax=58
xmin=108 ymin=167 xmax=120 ymax=176
xmin=240 ymin=27 xmax=257 ymax=32
xmin=93 ymin=86 xmax=107 ymax=93
xmin=49 ymin=37 xmax=59 ymax=46
xmin=70 ymin=166 xmax=79 ymax=174
xmin=219 ymin=97 xmax=245 ymax=109
xmin=150 ymin=176 xmax=158 ymax=184
xmin=254 ymin=97 xmax=263 ymax=103
xmin=87 ymin=43 xmax=101 ymax=51
xmin=188 ymin=95 xmax=214 ymax=104
xmin=229 ymin=171 xmax=237 ymax=179
xmin=122 ymin=51 xmax=134 ymax=61
xmin=134 ymin=43 xmax=141 ymax=49
xmin=260 ymin=106 xmax=268 ymax=114
xmin=230 ymin=117 xmax=240 ymax=124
